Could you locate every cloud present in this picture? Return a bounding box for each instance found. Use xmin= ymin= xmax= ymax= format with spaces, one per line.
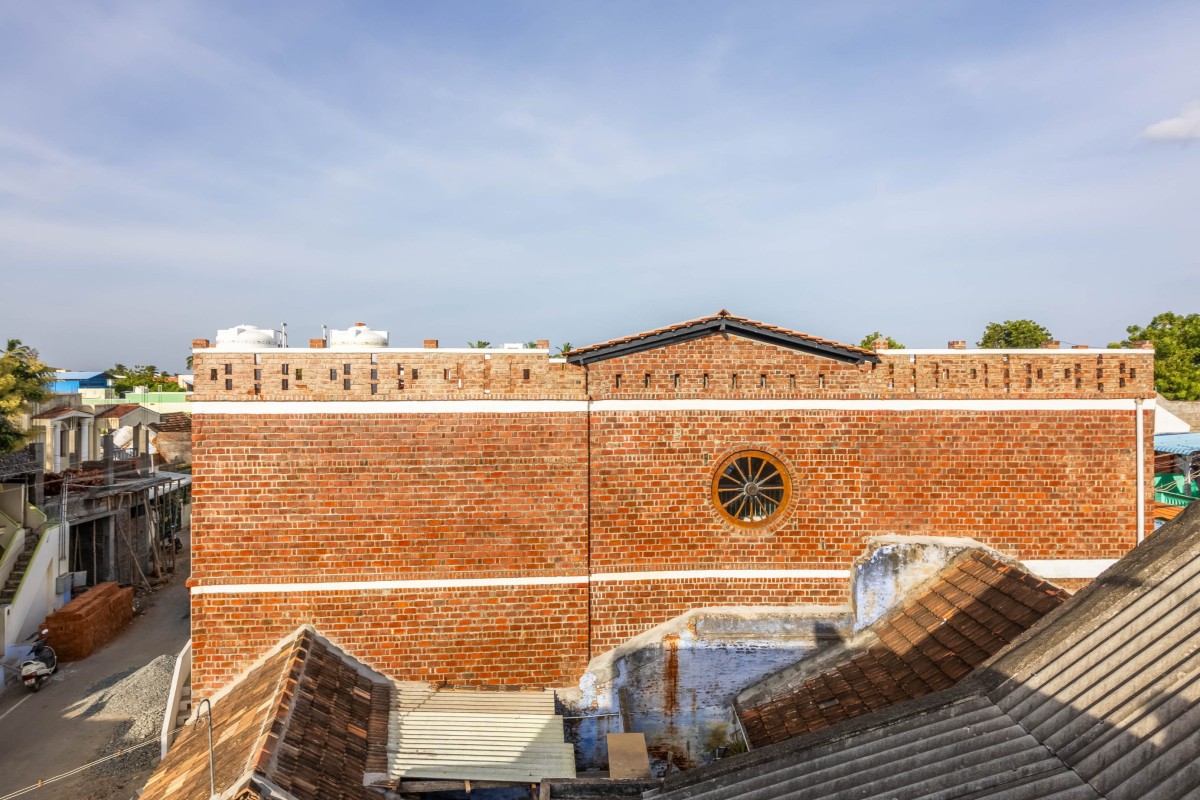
xmin=1142 ymin=102 xmax=1200 ymax=140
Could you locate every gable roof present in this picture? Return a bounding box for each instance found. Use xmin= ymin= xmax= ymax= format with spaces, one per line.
xmin=735 ymin=550 xmax=1069 ymax=748
xmin=31 ymin=406 xmax=93 ymax=421
xmin=565 ymin=310 xmax=878 ymax=365
xmin=150 ymin=412 xmax=192 ymax=433
xmin=141 ymin=627 xmax=391 ymax=800
xmin=657 ymin=503 xmax=1200 ymax=800
xmin=93 ymin=403 xmax=152 ymax=420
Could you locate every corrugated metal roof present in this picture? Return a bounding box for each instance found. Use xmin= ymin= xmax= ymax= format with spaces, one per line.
xmin=388 ymin=684 xmax=576 ymax=782
xmin=1153 ymin=432 xmax=1200 ymax=456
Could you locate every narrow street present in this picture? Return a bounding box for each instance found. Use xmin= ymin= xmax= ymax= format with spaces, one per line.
xmin=0 ymin=538 xmax=191 ymax=800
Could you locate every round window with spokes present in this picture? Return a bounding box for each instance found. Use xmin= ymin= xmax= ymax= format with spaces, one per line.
xmin=712 ymin=450 xmax=792 ymax=528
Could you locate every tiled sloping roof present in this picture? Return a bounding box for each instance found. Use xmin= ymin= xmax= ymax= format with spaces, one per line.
xmin=31 ymin=406 xmax=91 ymax=420
xmin=258 ymin=633 xmax=391 ymax=799
xmin=152 ymin=412 xmax=192 ymax=432
xmin=141 ymin=628 xmax=392 ymax=800
xmin=655 ymin=504 xmax=1200 ymax=800
xmin=93 ymin=403 xmax=145 ymax=419
xmin=140 ymin=635 xmax=301 ymax=800
xmin=564 ymin=309 xmax=875 ymax=363
xmin=736 ymin=550 xmax=1068 ymax=748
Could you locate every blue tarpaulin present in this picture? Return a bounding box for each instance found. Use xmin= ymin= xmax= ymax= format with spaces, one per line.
xmin=1154 ymin=433 xmax=1200 ymax=456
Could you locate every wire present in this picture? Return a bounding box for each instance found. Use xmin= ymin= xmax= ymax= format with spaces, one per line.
xmin=0 ymin=719 xmax=192 ymax=800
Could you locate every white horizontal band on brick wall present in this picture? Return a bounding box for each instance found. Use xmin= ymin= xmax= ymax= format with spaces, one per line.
xmin=589 ymin=398 xmax=1153 ymax=412
xmin=192 ymin=400 xmax=589 ymax=415
xmin=192 ymin=398 xmax=1154 ymax=415
xmin=1022 ymin=559 xmax=1119 ymax=579
xmin=588 ymin=569 xmax=849 ymax=582
xmin=189 ymin=560 xmax=1115 ymax=594
xmin=190 ymin=574 xmax=591 ymax=594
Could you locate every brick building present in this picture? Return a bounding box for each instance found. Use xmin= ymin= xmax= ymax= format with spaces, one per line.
xmin=189 ymin=312 xmax=1156 ymax=697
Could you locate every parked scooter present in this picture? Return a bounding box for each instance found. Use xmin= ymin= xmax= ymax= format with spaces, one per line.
xmin=20 ymin=629 xmax=57 ymax=692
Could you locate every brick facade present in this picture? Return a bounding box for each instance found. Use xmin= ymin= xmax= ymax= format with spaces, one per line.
xmin=189 ymin=316 xmax=1156 ymax=698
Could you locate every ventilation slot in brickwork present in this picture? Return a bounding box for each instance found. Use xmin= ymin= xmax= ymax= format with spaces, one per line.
xmin=523 ymin=369 xmax=531 ymax=381
xmin=1130 ymin=368 xmax=1137 ymax=379
xmin=673 ymin=374 xmax=680 ymax=388
xmin=253 ymin=369 xmax=262 ymax=381
xmin=343 ymin=379 xmax=351 ymax=390
xmin=411 ymin=369 xmax=419 ymax=381
xmin=254 ymin=354 xmax=261 ymax=365
xmin=210 ymin=368 xmax=217 ymax=381
xmin=329 ymin=368 xmax=337 ymax=381
xmin=371 ymin=369 xmax=377 ymax=380
xmin=371 ymin=383 xmax=378 ymax=395
xmin=817 ymin=374 xmax=824 ymax=389
xmin=702 ymin=374 xmax=709 ymax=389
xmin=789 ymin=374 xmax=796 ymax=388
xmin=444 ymin=369 xmax=450 ymax=381
xmin=295 ymin=368 xmax=303 ymax=381
xmin=759 ymin=374 xmax=767 ymax=389
xmin=224 ymin=363 xmax=232 ymax=375
xmin=1037 ymin=367 xmax=1043 ymax=380
xmin=282 ymin=363 xmax=289 ymax=375
xmin=224 ymin=379 xmax=232 ymax=390
xmin=644 ymin=374 xmax=651 ymax=388
xmin=731 ymin=374 xmax=739 ymax=389
xmin=281 ymin=379 xmax=288 ymax=391
xmin=615 ymin=374 xmax=622 ymax=389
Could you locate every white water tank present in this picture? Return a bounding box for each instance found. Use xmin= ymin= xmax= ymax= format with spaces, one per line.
xmin=215 ymin=324 xmax=279 ymax=349
xmin=329 ymin=323 xmax=389 ymax=347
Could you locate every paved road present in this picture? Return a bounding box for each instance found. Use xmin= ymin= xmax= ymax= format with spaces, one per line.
xmin=0 ymin=541 xmax=191 ymax=800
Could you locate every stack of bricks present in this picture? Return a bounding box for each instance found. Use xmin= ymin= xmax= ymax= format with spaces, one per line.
xmin=42 ymin=582 xmax=134 ymax=661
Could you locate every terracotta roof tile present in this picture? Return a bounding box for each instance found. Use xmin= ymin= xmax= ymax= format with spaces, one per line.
xmin=153 ymin=412 xmax=192 ymax=432
xmin=735 ymin=550 xmax=1069 ymax=748
xmin=141 ymin=627 xmax=392 ymax=800
xmin=565 ymin=309 xmax=874 ymax=359
xmin=93 ymin=403 xmax=145 ymax=419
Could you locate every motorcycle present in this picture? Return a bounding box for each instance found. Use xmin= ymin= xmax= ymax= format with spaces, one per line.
xmin=20 ymin=629 xmax=57 ymax=692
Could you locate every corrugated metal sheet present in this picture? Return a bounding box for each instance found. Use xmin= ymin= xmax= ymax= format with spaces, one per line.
xmin=388 ymin=684 xmax=576 ymax=783
xmin=1154 ymin=433 xmax=1200 ymax=456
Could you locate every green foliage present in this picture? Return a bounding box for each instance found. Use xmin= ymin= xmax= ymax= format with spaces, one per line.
xmin=1111 ymin=312 xmax=1200 ymax=400
xmin=110 ymin=363 xmax=185 ymax=394
xmin=858 ymin=332 xmax=905 ymax=350
xmin=0 ymin=339 xmax=52 ymax=453
xmin=977 ymin=319 xmax=1052 ymax=349
xmin=557 ymin=342 xmax=573 ymax=357
xmin=467 ymin=340 xmax=491 ymax=349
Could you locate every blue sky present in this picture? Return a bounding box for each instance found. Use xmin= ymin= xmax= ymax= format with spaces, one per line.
xmin=2 ymin=1 xmax=1198 ymax=371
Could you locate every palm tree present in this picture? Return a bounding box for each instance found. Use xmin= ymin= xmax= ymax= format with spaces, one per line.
xmin=467 ymin=340 xmax=491 ymax=348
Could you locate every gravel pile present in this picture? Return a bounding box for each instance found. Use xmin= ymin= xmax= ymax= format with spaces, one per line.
xmin=71 ymin=654 xmax=176 ymax=777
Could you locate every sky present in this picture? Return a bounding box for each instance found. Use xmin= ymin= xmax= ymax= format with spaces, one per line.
xmin=1 ymin=0 xmax=1198 ymax=372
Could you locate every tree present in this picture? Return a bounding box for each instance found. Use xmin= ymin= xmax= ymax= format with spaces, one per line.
xmin=467 ymin=341 xmax=491 ymax=349
xmin=557 ymin=342 xmax=573 ymax=357
xmin=858 ymin=332 xmax=905 ymax=350
xmin=109 ymin=364 xmax=186 ymax=394
xmin=977 ymin=320 xmax=1052 ymax=349
xmin=0 ymin=339 xmax=52 ymax=452
xmin=1111 ymin=312 xmax=1200 ymax=400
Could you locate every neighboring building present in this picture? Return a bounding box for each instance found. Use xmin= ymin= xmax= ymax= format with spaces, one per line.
xmin=188 ymin=312 xmax=1157 ymax=700
xmin=150 ymin=412 xmax=192 ymax=467
xmin=651 ymin=503 xmax=1200 ymax=800
xmin=48 ymin=370 xmax=113 ymax=399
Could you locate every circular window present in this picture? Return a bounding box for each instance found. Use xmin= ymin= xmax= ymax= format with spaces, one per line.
xmin=712 ymin=450 xmax=792 ymax=528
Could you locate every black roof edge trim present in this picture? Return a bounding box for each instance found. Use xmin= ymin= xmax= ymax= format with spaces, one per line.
xmin=566 ymin=318 xmax=878 ymax=366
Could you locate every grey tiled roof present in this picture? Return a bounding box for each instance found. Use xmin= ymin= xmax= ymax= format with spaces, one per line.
xmin=657 ymin=503 xmax=1200 ymax=800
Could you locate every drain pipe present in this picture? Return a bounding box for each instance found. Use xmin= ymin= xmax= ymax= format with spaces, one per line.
xmin=1136 ymin=398 xmax=1145 ymax=544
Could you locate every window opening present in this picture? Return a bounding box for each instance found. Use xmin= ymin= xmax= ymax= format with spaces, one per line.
xmin=712 ymin=451 xmax=791 ymax=528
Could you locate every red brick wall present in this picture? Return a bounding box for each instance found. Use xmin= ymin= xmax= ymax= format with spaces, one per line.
xmin=191 ymin=413 xmax=588 ymax=583
xmin=191 ymin=585 xmax=588 ymax=698
xmin=189 ymin=334 xmax=1156 ymax=695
